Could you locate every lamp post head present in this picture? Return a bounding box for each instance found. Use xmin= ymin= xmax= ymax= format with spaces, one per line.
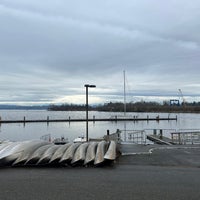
xmin=84 ymin=84 xmax=96 ymax=88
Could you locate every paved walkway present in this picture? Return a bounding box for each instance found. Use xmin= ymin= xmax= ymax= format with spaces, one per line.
xmin=119 ymin=143 xmax=157 ymax=155
xmin=0 ymin=144 xmax=200 ymax=200
xmin=119 ymin=143 xmax=200 ymax=168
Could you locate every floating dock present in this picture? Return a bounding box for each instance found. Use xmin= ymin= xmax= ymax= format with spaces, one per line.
xmin=0 ymin=116 xmax=177 ymax=124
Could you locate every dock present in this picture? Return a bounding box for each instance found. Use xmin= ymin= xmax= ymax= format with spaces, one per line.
xmin=0 ymin=116 xmax=177 ymax=124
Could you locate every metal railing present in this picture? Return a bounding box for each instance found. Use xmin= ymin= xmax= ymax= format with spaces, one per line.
xmin=171 ymin=130 xmax=200 ymax=144
xmin=119 ymin=129 xmax=147 ymax=144
xmin=114 ymin=128 xmax=200 ymax=145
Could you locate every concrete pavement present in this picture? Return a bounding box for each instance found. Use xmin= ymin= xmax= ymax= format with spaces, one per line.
xmin=0 ymin=144 xmax=200 ymax=200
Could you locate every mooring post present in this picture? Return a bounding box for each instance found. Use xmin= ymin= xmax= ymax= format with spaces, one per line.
xmin=153 ymin=129 xmax=157 ymax=135
xmin=159 ymin=129 xmax=163 ymax=139
xmin=116 ymin=129 xmax=121 ymax=143
xmin=47 ymin=116 xmax=49 ymax=126
xmin=23 ymin=116 xmax=26 ymax=126
xmin=178 ymin=133 xmax=181 ymax=144
xmin=107 ymin=129 xmax=110 ymax=136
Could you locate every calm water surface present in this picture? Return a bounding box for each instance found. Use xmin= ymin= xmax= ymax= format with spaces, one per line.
xmin=0 ymin=110 xmax=200 ymax=142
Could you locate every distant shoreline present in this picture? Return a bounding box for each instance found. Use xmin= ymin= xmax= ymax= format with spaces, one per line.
xmin=1 ymin=101 xmax=200 ymax=113
xmin=48 ymin=101 xmax=200 ymax=113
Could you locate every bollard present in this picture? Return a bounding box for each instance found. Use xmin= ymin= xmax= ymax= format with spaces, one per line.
xmin=153 ymin=129 xmax=157 ymax=135
xmin=107 ymin=129 xmax=110 ymax=136
xmin=116 ymin=129 xmax=121 ymax=143
xmin=159 ymin=129 xmax=163 ymax=139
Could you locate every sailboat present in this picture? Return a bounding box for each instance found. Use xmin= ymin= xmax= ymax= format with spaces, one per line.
xmin=123 ymin=70 xmax=127 ymax=117
xmin=110 ymin=70 xmax=132 ymax=119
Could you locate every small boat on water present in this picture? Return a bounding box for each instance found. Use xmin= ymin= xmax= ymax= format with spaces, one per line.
xmin=53 ymin=137 xmax=68 ymax=145
xmin=73 ymin=136 xmax=87 ymax=143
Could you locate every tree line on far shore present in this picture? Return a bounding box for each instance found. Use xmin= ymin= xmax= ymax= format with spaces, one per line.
xmin=48 ymin=101 xmax=200 ymax=113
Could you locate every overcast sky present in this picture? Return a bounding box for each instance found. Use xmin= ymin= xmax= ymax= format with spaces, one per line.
xmin=1 ymin=0 xmax=200 ymax=105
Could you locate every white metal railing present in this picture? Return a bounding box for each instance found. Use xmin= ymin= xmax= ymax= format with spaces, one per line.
xmin=117 ymin=128 xmax=200 ymax=145
xmin=119 ymin=129 xmax=146 ymax=144
xmin=171 ymin=130 xmax=200 ymax=144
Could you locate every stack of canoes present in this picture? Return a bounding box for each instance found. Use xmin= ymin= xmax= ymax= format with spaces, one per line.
xmin=0 ymin=140 xmax=117 ymax=167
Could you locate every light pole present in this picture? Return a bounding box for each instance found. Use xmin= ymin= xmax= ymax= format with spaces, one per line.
xmin=84 ymin=84 xmax=96 ymax=142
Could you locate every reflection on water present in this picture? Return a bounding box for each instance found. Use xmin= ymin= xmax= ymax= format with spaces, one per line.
xmin=0 ymin=110 xmax=200 ymax=142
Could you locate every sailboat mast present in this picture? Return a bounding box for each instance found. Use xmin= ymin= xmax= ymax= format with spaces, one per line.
xmin=123 ymin=70 xmax=126 ymax=116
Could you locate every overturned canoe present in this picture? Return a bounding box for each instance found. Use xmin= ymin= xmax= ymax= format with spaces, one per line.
xmin=37 ymin=145 xmax=61 ymax=165
xmin=59 ymin=143 xmax=81 ymax=163
xmin=0 ymin=142 xmax=25 ymax=166
xmin=25 ymin=144 xmax=53 ymax=165
xmin=13 ymin=140 xmax=49 ymax=166
xmin=84 ymin=142 xmax=98 ymax=165
xmin=71 ymin=142 xmax=89 ymax=164
xmin=94 ymin=141 xmax=108 ymax=165
xmin=104 ymin=141 xmax=116 ymax=160
xmin=49 ymin=143 xmax=72 ymax=164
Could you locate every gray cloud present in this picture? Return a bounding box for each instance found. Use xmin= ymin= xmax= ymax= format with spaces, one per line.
xmin=0 ymin=0 xmax=200 ymax=105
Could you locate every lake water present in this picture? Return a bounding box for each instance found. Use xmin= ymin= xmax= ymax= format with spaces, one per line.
xmin=0 ymin=110 xmax=200 ymax=142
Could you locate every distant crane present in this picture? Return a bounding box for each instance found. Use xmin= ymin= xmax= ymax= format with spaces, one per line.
xmin=178 ymin=89 xmax=186 ymax=106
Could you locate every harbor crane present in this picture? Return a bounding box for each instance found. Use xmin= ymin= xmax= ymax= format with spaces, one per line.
xmin=178 ymin=89 xmax=186 ymax=106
